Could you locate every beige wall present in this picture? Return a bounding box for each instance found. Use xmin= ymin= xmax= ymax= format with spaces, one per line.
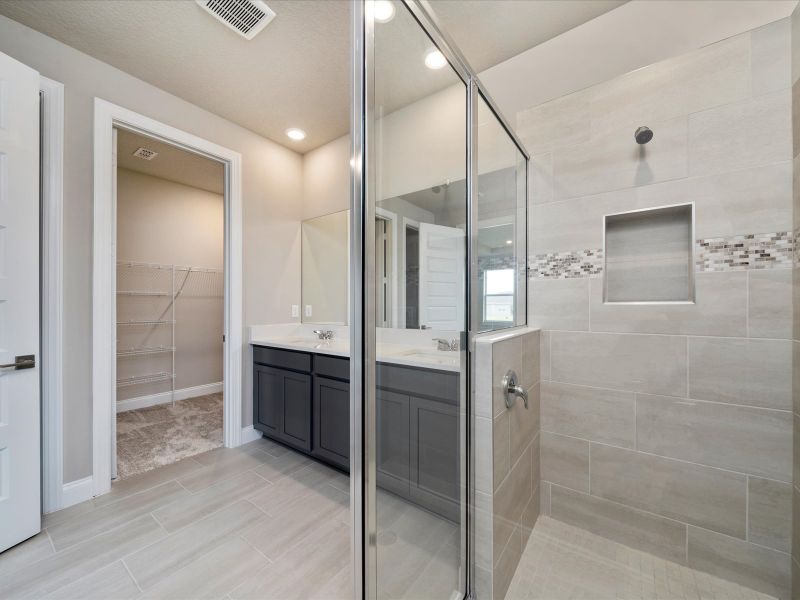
xmin=527 ymin=21 xmax=792 ymax=598
xmin=302 ymin=135 xmax=350 ymax=219
xmin=116 ymin=168 xmax=223 ymax=397
xmin=0 ymin=14 xmax=304 ymax=483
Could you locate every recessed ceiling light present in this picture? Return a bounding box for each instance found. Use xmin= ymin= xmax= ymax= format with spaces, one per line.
xmin=374 ymin=0 xmax=395 ymax=23
xmin=506 ymin=240 xmax=513 ymax=245
xmin=286 ymin=128 xmax=306 ymax=141
xmin=424 ymin=49 xmax=447 ymax=70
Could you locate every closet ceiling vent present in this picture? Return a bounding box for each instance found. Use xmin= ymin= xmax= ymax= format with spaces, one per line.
xmin=132 ymin=147 xmax=158 ymax=161
xmin=195 ymin=0 xmax=276 ymax=40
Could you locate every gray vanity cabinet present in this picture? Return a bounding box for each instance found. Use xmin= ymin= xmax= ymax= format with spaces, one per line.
xmin=313 ymin=376 xmax=350 ymax=470
xmin=409 ymin=396 xmax=459 ymax=522
xmin=253 ymin=350 xmax=312 ymax=453
xmin=376 ymin=389 xmax=411 ymax=498
xmin=253 ymin=344 xmax=460 ymax=522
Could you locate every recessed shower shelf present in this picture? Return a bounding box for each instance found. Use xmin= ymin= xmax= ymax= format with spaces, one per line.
xmin=117 ymin=346 xmax=175 ymax=357
xmin=116 ymin=372 xmax=174 ymax=388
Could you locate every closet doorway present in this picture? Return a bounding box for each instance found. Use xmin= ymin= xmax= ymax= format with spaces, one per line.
xmin=113 ymin=127 xmax=226 ymax=479
xmin=92 ymin=101 xmax=243 ymax=497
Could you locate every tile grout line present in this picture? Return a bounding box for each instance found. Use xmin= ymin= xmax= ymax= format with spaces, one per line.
xmin=121 ymin=558 xmax=144 ymax=593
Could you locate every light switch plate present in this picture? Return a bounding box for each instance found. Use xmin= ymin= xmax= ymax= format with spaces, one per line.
xmin=305 ymin=305 xmax=312 ymax=317
xmin=291 ymin=305 xmax=299 ymax=318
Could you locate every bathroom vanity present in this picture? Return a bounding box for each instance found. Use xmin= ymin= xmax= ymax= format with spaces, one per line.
xmin=252 ymin=340 xmax=461 ymax=522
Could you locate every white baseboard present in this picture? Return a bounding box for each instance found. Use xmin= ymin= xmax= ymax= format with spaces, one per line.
xmin=116 ymin=381 xmax=223 ymax=413
xmin=240 ymin=425 xmax=263 ymax=445
xmin=58 ymin=476 xmax=94 ymax=511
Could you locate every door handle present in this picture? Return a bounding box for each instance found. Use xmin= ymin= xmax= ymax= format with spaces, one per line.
xmin=0 ymin=355 xmax=35 ymax=370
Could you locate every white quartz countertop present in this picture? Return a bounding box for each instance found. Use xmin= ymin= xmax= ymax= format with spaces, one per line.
xmin=250 ymin=335 xmax=461 ymax=372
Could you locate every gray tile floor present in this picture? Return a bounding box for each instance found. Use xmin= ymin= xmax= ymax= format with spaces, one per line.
xmin=0 ymin=438 xmax=460 ymax=600
xmin=506 ymin=517 xmax=778 ymax=600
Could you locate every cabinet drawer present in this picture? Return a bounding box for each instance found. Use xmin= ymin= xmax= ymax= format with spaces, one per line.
xmin=314 ymin=355 xmax=349 ymax=381
xmin=377 ymin=363 xmax=460 ymax=405
xmin=253 ymin=346 xmax=311 ymax=372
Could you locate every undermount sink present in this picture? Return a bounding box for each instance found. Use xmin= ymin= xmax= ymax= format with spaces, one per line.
xmin=396 ymin=349 xmax=459 ymax=366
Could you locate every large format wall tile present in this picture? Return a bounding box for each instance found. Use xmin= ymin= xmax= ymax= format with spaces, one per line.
xmin=531 ymin=188 xmax=637 ymax=255
xmin=687 ymin=526 xmax=791 ymax=599
xmin=689 ymin=90 xmax=791 ymax=178
xmin=589 ymin=272 xmax=747 ymax=337
xmin=509 ymin=383 xmax=539 ymax=465
xmin=590 ymin=444 xmax=746 ymax=538
xmin=550 ymin=332 xmax=687 ymax=396
xmin=540 ymin=382 xmax=634 ymax=448
xmin=517 ymin=91 xmax=592 ymax=155
xmin=636 ymin=394 xmax=792 ymax=482
xmin=751 ymin=19 xmax=791 ymax=97
xmin=540 ymin=432 xmax=589 ymax=492
xmin=641 ymin=161 xmax=792 ymax=239
xmin=531 ymin=279 xmax=590 ymax=331
xmin=589 ymin=33 xmax=750 ymax=137
xmin=749 ymin=269 xmax=793 ymax=339
xmin=748 ymin=476 xmax=792 ymax=552
xmin=530 ymin=153 xmax=553 ymax=205
xmin=532 ymin=162 xmax=792 ymax=256
xmin=553 ymin=116 xmax=688 ymax=201
xmin=550 ymin=485 xmax=687 ymax=564
xmin=688 ymin=337 xmax=792 ymax=410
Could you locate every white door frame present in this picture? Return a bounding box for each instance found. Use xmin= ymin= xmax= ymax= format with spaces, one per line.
xmin=40 ymin=76 xmax=65 ymax=514
xmin=92 ymin=98 xmax=243 ymax=497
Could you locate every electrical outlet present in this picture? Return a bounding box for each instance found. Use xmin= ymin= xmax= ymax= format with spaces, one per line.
xmin=291 ymin=305 xmax=299 ymax=318
xmin=305 ymin=305 xmax=313 ymax=317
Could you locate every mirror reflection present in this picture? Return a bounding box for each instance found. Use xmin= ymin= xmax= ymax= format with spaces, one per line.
xmin=301 ymin=210 xmax=349 ymax=325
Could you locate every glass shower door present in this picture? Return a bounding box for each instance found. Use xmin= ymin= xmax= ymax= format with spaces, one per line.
xmin=355 ymin=1 xmax=470 ymax=598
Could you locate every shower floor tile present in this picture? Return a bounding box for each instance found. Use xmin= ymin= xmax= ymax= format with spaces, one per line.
xmin=506 ymin=517 xmax=777 ymax=600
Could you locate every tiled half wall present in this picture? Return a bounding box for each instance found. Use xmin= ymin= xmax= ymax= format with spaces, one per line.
xmin=473 ymin=327 xmax=540 ymax=600
xmin=523 ymin=18 xmax=793 ymax=600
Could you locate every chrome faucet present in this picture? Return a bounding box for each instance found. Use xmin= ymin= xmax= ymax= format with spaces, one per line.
xmin=433 ymin=338 xmax=459 ymax=352
xmin=313 ymin=330 xmax=334 ymax=340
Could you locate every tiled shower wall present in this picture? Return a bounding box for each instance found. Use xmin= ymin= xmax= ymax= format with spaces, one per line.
xmin=523 ymin=19 xmax=793 ymax=599
xmin=474 ymin=328 xmax=540 ymax=599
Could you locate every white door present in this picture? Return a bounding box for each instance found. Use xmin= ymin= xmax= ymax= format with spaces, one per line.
xmin=0 ymin=51 xmax=41 ymax=552
xmin=418 ymin=223 xmax=465 ymax=331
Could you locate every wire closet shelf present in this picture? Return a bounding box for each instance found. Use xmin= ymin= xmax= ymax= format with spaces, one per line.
xmin=115 ymin=261 xmax=223 ymax=406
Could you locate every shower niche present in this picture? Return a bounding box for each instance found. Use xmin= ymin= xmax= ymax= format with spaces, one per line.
xmin=603 ymin=203 xmax=694 ymax=303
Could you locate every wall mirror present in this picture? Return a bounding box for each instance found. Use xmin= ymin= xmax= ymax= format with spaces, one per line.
xmin=301 ymin=209 xmax=349 ymax=324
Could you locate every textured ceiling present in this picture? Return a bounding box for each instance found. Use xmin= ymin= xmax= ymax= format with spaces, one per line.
xmin=116 ymin=128 xmax=225 ymax=194
xmin=0 ymin=0 xmax=626 ymax=153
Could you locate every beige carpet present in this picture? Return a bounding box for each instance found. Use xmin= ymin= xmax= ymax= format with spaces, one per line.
xmin=116 ymin=392 xmax=223 ymax=479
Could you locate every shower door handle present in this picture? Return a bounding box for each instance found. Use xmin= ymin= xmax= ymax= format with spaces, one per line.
xmin=502 ymin=370 xmax=528 ymax=409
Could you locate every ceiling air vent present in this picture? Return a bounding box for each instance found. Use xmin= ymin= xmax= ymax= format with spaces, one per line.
xmin=132 ymin=147 xmax=158 ymax=161
xmin=196 ymin=0 xmax=276 ymax=40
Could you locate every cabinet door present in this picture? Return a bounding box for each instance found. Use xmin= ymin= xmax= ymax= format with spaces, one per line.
xmin=282 ymin=370 xmax=312 ymax=451
xmin=376 ymin=389 xmax=410 ymax=497
xmin=409 ymin=396 xmax=460 ymax=522
xmin=254 ymin=364 xmax=283 ymax=439
xmin=312 ymin=376 xmax=350 ymax=470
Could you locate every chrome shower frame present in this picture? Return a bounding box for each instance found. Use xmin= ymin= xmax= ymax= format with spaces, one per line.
xmin=350 ymin=2 xmax=531 ymax=598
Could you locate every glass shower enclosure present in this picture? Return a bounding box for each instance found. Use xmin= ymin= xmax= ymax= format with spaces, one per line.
xmin=350 ymin=2 xmax=529 ymax=597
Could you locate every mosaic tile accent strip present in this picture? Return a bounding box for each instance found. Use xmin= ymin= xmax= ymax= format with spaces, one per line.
xmin=696 ymin=232 xmax=793 ymax=272
xmin=529 ymin=232 xmax=793 ymax=279
xmin=529 ymin=249 xmax=604 ymax=279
